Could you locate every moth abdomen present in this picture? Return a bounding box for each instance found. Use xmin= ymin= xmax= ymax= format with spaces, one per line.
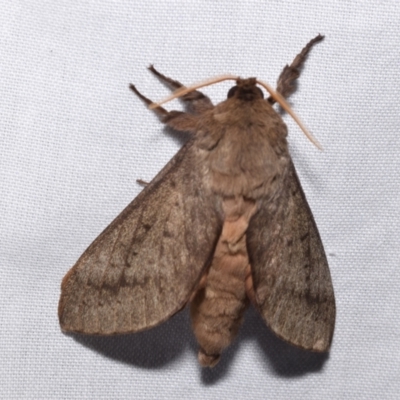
xmin=190 ymin=196 xmax=257 ymax=367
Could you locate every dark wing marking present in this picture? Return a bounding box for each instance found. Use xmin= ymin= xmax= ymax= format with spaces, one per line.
xmin=59 ymin=140 xmax=222 ymax=335
xmin=247 ymin=161 xmax=335 ymax=351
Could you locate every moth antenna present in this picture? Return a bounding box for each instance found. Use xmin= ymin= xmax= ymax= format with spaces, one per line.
xmin=149 ymin=74 xmax=238 ymax=109
xmin=257 ymin=79 xmax=322 ymax=150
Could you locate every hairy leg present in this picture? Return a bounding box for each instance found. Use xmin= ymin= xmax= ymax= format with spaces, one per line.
xmin=148 ymin=65 xmax=214 ymax=114
xmin=269 ymin=34 xmax=324 ymax=104
xmin=130 ymin=84 xmax=198 ymax=133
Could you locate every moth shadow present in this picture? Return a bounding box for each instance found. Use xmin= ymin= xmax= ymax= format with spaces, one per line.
xmin=197 ymin=307 xmax=329 ymax=385
xmin=70 ymin=308 xmax=193 ymax=369
xmin=164 ymin=125 xmax=188 ymax=147
xmin=69 ymin=305 xmax=328 ymax=380
xmin=246 ymin=306 xmax=329 ymax=376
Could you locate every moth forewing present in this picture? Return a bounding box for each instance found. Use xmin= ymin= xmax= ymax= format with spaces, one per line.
xmin=59 ymin=34 xmax=335 ymax=368
xmin=247 ymin=162 xmax=335 ymax=353
xmin=59 ymin=140 xmax=222 ymax=335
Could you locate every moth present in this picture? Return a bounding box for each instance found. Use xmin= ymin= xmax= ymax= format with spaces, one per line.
xmin=59 ymin=35 xmax=335 ymax=368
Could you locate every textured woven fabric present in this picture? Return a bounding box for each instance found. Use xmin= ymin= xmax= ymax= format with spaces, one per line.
xmin=1 ymin=2 xmax=400 ymax=399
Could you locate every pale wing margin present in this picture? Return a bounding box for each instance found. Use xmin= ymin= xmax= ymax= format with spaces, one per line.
xmin=247 ymin=162 xmax=335 ymax=351
xmin=59 ymin=139 xmax=222 ymax=335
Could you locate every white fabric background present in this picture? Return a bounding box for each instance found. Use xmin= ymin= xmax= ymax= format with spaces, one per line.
xmin=1 ymin=1 xmax=399 ymax=399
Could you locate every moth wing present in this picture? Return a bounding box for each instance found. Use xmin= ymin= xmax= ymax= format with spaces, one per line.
xmin=247 ymin=162 xmax=335 ymax=351
xmin=59 ymin=140 xmax=221 ymax=335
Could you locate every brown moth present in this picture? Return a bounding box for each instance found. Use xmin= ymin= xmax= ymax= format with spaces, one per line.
xmin=59 ymin=35 xmax=335 ymax=367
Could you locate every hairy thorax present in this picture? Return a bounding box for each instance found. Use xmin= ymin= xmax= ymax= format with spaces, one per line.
xmin=197 ymin=98 xmax=290 ymax=201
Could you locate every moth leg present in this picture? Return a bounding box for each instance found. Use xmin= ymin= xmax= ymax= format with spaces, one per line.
xmin=136 ymin=179 xmax=148 ymax=186
xmin=268 ymin=34 xmax=324 ymax=104
xmin=148 ymin=65 xmax=214 ymax=114
xmin=147 ymin=65 xmax=185 ymax=90
xmin=130 ymin=84 xmax=198 ymax=133
xmin=130 ymin=84 xmax=169 ymax=118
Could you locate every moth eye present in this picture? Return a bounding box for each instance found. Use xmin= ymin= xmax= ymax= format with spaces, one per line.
xmin=227 ymin=86 xmax=237 ymax=98
xmin=256 ymin=87 xmax=264 ymax=99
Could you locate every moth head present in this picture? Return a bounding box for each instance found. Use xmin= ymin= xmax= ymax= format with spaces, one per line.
xmin=149 ymin=74 xmax=321 ymax=149
xmin=227 ymin=78 xmax=264 ymax=101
